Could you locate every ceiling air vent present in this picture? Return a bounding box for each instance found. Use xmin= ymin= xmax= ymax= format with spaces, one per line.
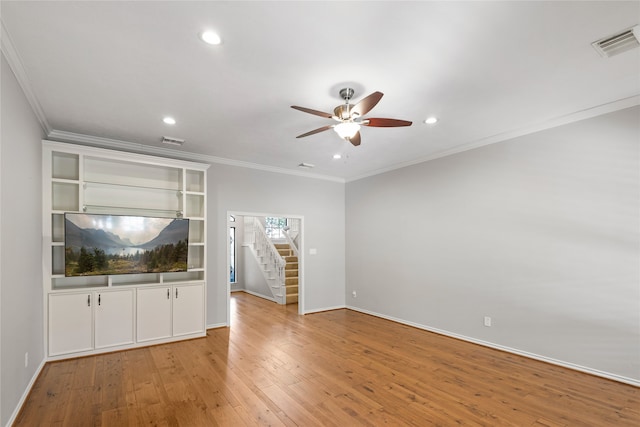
xmin=592 ymin=25 xmax=640 ymax=58
xmin=161 ymin=136 xmax=185 ymax=146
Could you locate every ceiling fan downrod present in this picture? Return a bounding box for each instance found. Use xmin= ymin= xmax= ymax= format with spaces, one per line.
xmin=335 ymin=88 xmax=355 ymax=120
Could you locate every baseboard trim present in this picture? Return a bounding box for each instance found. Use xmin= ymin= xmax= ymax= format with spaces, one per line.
xmin=5 ymin=357 xmax=47 ymax=427
xmin=242 ymin=289 xmax=277 ymax=303
xmin=346 ymin=305 xmax=640 ymax=388
xmin=303 ymin=304 xmax=346 ymax=315
xmin=206 ymin=322 xmax=228 ymax=330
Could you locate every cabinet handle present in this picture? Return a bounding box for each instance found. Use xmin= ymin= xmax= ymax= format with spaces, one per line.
xmin=176 ymin=288 xmax=179 ymax=299
xmin=87 ymin=294 xmax=91 ymax=307
xmin=167 ymin=288 xmax=170 ymax=299
xmin=98 ymin=294 xmax=101 ymax=306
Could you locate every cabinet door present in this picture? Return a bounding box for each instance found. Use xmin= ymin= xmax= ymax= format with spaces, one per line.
xmin=95 ymin=290 xmax=134 ymax=349
xmin=49 ymin=293 xmax=93 ymax=356
xmin=173 ymin=283 xmax=205 ymax=337
xmin=137 ymin=287 xmax=171 ymax=342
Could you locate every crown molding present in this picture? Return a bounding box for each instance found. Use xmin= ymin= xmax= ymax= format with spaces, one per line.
xmin=1 ymin=19 xmax=52 ymax=134
xmin=48 ymin=93 xmax=639 ymax=186
xmin=46 ymin=130 xmax=346 ymax=183
xmin=345 ymin=95 xmax=640 ymax=182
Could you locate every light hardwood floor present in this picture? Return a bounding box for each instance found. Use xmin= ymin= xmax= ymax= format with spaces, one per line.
xmin=15 ymin=292 xmax=640 ymax=426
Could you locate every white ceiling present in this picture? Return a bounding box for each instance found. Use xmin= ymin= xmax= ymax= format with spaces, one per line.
xmin=2 ymin=1 xmax=639 ymax=181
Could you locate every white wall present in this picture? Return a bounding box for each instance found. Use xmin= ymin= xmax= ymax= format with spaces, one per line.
xmin=206 ymin=164 xmax=345 ymax=326
xmin=1 ymin=54 xmax=45 ymax=425
xmin=240 ymin=246 xmax=274 ymax=300
xmin=346 ymin=106 xmax=640 ymax=384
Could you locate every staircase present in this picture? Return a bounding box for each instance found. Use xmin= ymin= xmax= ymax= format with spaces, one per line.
xmin=275 ymin=243 xmax=298 ymax=304
xmin=245 ymin=217 xmax=299 ymax=305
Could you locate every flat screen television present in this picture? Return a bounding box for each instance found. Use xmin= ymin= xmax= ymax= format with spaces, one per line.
xmin=64 ymin=213 xmax=189 ymax=277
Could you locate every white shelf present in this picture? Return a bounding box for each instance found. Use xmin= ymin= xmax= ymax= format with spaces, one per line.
xmin=84 ymin=180 xmax=183 ymax=214
xmin=52 ymin=178 xmax=80 ymax=184
xmin=82 ymin=204 xmax=183 ymax=218
xmin=51 ymin=151 xmax=79 ymax=180
xmin=84 ymin=180 xmax=182 ymax=192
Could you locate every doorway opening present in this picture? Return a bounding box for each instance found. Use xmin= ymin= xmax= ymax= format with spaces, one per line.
xmin=226 ymin=212 xmax=304 ymax=325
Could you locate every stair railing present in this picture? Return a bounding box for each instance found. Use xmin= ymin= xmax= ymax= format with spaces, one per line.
xmin=282 ymin=218 xmax=300 ymax=257
xmin=253 ymin=218 xmax=286 ymax=302
xmin=282 ymin=230 xmax=299 ymax=258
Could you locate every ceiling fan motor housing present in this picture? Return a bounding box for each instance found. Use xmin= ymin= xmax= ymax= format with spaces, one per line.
xmin=334 ymin=104 xmax=351 ymax=120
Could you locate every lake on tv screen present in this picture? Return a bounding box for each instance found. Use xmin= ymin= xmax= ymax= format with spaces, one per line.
xmin=64 ymin=214 xmax=189 ymax=276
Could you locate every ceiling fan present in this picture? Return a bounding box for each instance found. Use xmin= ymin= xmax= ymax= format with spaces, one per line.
xmin=291 ymin=88 xmax=412 ymax=146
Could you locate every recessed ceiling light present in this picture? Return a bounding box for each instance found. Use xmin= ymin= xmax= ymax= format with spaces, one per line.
xmin=333 ymin=154 xmax=342 ymax=160
xmin=200 ymin=31 xmax=221 ymax=45
xmin=424 ymin=117 xmax=438 ymax=125
xmin=163 ymin=117 xmax=176 ymax=125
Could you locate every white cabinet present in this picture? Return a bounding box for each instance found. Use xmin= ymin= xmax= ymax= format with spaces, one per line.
xmin=49 ymin=290 xmax=135 ymax=356
xmin=137 ymin=283 xmax=205 ymax=342
xmin=137 ymin=287 xmax=172 ymax=342
xmin=49 ymin=293 xmax=93 ymax=356
xmin=173 ymin=283 xmax=205 ymax=336
xmin=95 ymin=290 xmax=135 ymax=349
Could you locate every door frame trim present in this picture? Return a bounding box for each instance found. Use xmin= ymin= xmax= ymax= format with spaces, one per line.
xmin=226 ymin=211 xmax=304 ymax=325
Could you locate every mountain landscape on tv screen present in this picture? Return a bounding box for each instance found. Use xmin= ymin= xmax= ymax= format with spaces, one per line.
xmin=64 ymin=214 xmax=189 ymax=276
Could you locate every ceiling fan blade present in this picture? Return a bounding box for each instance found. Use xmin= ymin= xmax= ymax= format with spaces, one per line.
xmin=291 ymin=105 xmax=334 ymax=119
xmin=351 ymin=91 xmax=383 ymax=117
xmin=348 ymin=131 xmax=361 ymax=146
xmin=364 ymin=118 xmax=412 ymax=127
xmin=296 ymin=125 xmax=334 ymax=138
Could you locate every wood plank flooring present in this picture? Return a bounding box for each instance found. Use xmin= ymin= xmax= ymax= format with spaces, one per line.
xmin=15 ymin=292 xmax=640 ymax=426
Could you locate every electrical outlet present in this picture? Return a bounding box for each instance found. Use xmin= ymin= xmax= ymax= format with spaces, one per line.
xmin=352 ymin=291 xmax=357 ymax=298
xmin=484 ymin=316 xmax=492 ymax=327
xmin=25 ymin=352 xmax=29 ymax=368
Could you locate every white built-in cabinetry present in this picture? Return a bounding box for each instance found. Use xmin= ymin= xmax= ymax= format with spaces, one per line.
xmin=48 ymin=289 xmax=135 ymax=356
xmin=43 ymin=141 xmax=208 ymax=359
xmin=136 ymin=283 xmax=204 ymax=342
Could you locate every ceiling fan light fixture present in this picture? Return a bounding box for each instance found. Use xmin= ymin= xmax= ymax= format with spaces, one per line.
xmin=334 ymin=122 xmax=360 ymax=139
xmin=292 ymin=88 xmax=410 ymax=145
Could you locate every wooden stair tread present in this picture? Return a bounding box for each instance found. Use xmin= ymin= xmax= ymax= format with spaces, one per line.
xmin=285 ymin=285 xmax=298 ymax=295
xmin=267 ymin=242 xmax=299 ymax=304
xmin=285 ymin=293 xmax=298 ymax=304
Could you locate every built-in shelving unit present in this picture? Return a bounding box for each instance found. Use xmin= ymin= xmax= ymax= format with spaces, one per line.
xmin=43 ymin=140 xmax=209 ymax=359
